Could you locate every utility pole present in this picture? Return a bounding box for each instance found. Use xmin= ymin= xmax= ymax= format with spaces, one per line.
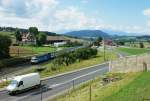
xmin=40 ymin=81 xmax=43 ymax=101
xmin=103 ymin=37 xmax=106 ymax=61
xmin=89 ymin=84 xmax=92 ymax=101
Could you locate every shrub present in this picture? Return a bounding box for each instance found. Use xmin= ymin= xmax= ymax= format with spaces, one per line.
xmin=139 ymin=42 xmax=144 ymax=48
xmin=52 ymin=47 xmax=98 ymax=67
xmin=34 ymin=67 xmax=45 ymax=72
xmin=0 ymin=34 xmax=12 ymax=59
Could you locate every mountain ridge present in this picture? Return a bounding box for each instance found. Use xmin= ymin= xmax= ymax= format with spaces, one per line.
xmin=64 ymin=30 xmax=110 ymax=38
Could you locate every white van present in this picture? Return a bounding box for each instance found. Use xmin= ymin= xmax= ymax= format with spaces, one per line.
xmin=6 ymin=73 xmax=41 ymax=94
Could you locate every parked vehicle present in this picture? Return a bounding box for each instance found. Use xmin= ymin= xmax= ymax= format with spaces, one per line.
xmin=6 ymin=73 xmax=40 ymax=94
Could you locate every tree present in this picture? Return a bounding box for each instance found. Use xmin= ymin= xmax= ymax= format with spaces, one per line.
xmin=37 ymin=32 xmax=47 ymax=46
xmin=15 ymin=28 xmax=22 ymax=42
xmin=115 ymin=40 xmax=125 ymax=46
xmin=97 ymin=36 xmax=103 ymax=42
xmin=29 ymin=27 xmax=39 ymax=37
xmin=29 ymin=27 xmax=39 ymax=44
xmin=139 ymin=42 xmax=144 ymax=48
xmin=93 ymin=36 xmax=103 ymax=46
xmin=0 ymin=34 xmax=12 ymax=59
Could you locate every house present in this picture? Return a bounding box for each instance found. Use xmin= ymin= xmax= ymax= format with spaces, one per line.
xmin=46 ymin=36 xmax=70 ymax=45
xmin=101 ymin=40 xmax=116 ymax=46
xmin=21 ymin=32 xmax=36 ymax=45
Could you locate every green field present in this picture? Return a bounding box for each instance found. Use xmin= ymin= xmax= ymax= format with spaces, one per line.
xmin=18 ymin=46 xmax=56 ymax=54
xmin=0 ymin=31 xmax=15 ymax=43
xmin=102 ymin=72 xmax=150 ymax=101
xmin=0 ymin=31 xmax=14 ymax=36
xmin=117 ymin=47 xmax=150 ymax=55
xmin=54 ymin=72 xmax=150 ymax=101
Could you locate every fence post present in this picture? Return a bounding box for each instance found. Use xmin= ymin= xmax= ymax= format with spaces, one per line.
xmin=109 ymin=61 xmax=112 ymax=72
xmin=73 ymin=80 xmax=75 ymax=90
xmin=89 ymin=84 xmax=92 ymax=101
xmin=136 ymin=55 xmax=137 ymax=69
xmin=17 ymin=48 xmax=19 ymax=57
xmin=40 ymin=81 xmax=43 ymax=101
xmin=6 ymin=76 xmax=7 ymax=86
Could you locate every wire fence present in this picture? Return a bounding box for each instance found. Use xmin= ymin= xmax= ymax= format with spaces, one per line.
xmin=48 ymin=75 xmax=122 ymax=101
xmin=109 ymin=53 xmax=150 ymax=73
xmin=1 ymin=53 xmax=150 ymax=101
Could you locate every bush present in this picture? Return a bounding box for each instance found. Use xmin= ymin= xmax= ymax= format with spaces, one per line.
xmin=0 ymin=34 xmax=12 ymax=59
xmin=34 ymin=67 xmax=45 ymax=72
xmin=75 ymin=48 xmax=97 ymax=60
xmin=52 ymin=47 xmax=98 ymax=67
xmin=139 ymin=42 xmax=144 ymax=48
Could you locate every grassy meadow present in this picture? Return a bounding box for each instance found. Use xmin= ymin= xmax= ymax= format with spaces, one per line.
xmin=54 ymin=72 xmax=150 ymax=101
xmin=117 ymin=47 xmax=150 ymax=55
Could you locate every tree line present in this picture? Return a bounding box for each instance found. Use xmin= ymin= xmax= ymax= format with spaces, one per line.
xmin=51 ymin=47 xmax=98 ymax=70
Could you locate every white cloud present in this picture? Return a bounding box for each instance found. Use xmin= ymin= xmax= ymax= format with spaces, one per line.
xmin=81 ymin=0 xmax=89 ymax=4
xmin=143 ymin=9 xmax=150 ymax=33
xmin=0 ymin=0 xmax=106 ymax=32
xmin=143 ymin=9 xmax=150 ymax=17
xmin=0 ymin=0 xmax=149 ymax=35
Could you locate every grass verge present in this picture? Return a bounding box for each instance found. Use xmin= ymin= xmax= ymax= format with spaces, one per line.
xmin=39 ymin=51 xmax=117 ymax=78
xmin=53 ymin=72 xmax=146 ymax=101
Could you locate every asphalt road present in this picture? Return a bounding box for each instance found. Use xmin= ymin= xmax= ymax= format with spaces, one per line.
xmin=0 ymin=63 xmax=109 ymax=101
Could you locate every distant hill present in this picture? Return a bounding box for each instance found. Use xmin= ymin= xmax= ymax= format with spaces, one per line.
xmin=102 ymin=29 xmax=140 ymax=36
xmin=136 ymin=35 xmax=150 ymax=40
xmin=64 ymin=30 xmax=110 ymax=39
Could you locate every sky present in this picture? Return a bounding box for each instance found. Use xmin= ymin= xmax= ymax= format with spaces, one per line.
xmin=0 ymin=0 xmax=150 ymax=35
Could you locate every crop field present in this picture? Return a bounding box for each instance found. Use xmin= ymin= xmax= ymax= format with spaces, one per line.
xmin=9 ymin=46 xmax=56 ymax=57
xmin=117 ymin=47 xmax=150 ymax=55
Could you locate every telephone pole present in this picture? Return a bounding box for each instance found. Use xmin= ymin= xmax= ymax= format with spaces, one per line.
xmin=103 ymin=37 xmax=106 ymax=61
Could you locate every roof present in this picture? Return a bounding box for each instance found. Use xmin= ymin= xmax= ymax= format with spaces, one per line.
xmin=47 ymin=36 xmax=69 ymax=41
xmin=14 ymin=73 xmax=39 ymax=81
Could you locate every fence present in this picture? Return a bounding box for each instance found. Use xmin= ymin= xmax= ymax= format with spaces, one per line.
xmin=52 ymin=77 xmax=103 ymax=101
xmin=20 ymin=65 xmax=107 ymax=101
xmin=109 ymin=53 xmax=150 ymax=73
xmin=49 ymin=53 xmax=150 ymax=101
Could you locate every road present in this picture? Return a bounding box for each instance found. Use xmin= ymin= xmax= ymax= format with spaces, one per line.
xmin=0 ymin=62 xmax=109 ymax=101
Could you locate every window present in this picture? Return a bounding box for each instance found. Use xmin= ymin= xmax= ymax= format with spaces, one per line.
xmin=18 ymin=81 xmax=23 ymax=87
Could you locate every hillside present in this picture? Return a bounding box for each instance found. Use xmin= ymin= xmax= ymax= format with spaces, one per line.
xmin=102 ymin=29 xmax=139 ymax=36
xmin=64 ymin=30 xmax=110 ymax=38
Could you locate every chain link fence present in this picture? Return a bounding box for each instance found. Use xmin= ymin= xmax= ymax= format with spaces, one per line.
xmin=109 ymin=53 xmax=150 ymax=73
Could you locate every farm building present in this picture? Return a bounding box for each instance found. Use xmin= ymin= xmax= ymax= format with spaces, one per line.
xmin=46 ymin=36 xmax=70 ymax=44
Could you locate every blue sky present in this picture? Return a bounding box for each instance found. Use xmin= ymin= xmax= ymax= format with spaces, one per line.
xmin=0 ymin=0 xmax=150 ymax=35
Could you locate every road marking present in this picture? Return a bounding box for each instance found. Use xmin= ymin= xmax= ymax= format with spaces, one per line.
xmin=48 ymin=67 xmax=108 ymax=89
xmin=41 ymin=62 xmax=109 ymax=81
